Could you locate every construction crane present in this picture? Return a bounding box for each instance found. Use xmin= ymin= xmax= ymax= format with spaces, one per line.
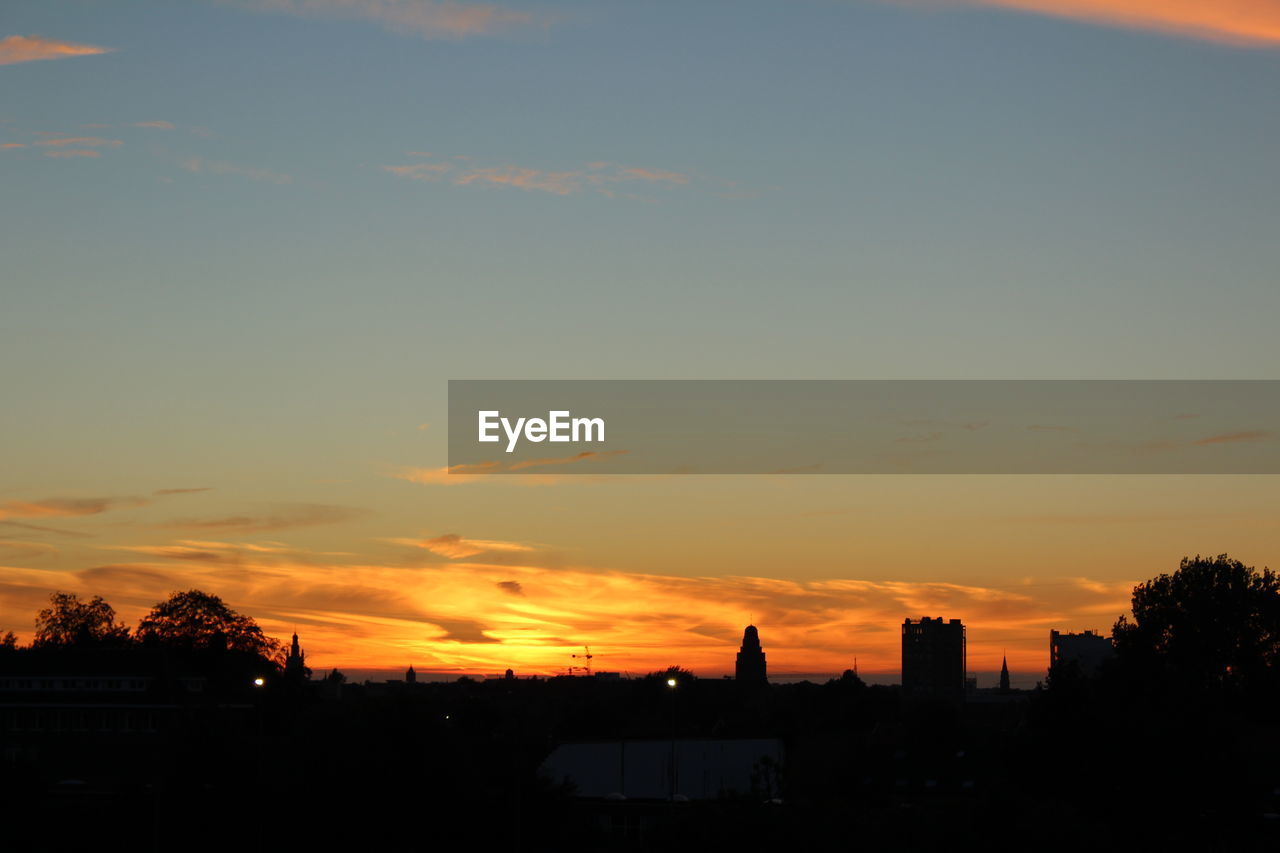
xmin=569 ymin=645 xmax=593 ymax=676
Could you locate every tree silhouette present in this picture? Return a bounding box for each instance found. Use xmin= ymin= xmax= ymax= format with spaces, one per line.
xmin=33 ymin=591 xmax=130 ymax=648
xmin=648 ymin=665 xmax=697 ymax=683
xmin=1112 ymin=553 xmax=1279 ymax=695
xmin=135 ymin=589 xmax=279 ymax=658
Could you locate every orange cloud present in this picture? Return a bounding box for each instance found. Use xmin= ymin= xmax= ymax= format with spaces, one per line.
xmin=0 ymin=497 xmax=148 ymax=521
xmin=382 ymin=162 xmax=451 ymax=179
xmin=35 ymin=136 xmax=122 ymax=148
xmin=936 ymin=1 xmax=1280 ymax=47
xmin=242 ymin=0 xmax=534 ymax=39
xmin=454 ymin=166 xmax=583 ymax=195
xmin=389 ymin=533 xmax=538 ymax=559
xmin=0 ymin=35 xmax=113 ymax=66
xmin=0 ymin=546 xmax=1135 ymax=680
xmin=158 ymin=503 xmax=366 ymax=533
xmin=0 ymin=541 xmax=57 ymax=560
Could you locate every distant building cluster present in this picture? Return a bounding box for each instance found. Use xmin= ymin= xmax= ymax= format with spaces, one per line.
xmin=289 ymin=618 xmax=1114 ymax=699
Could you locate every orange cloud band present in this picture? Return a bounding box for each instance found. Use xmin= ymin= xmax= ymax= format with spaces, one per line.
xmin=0 ymin=35 xmax=113 ymax=65
xmin=0 ymin=545 xmax=1133 ymax=679
xmin=954 ymin=0 xmax=1280 ymax=46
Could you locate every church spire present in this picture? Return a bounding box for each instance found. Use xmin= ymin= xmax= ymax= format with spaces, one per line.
xmin=999 ymin=653 xmax=1010 ymax=692
xmin=284 ymin=630 xmax=307 ymax=680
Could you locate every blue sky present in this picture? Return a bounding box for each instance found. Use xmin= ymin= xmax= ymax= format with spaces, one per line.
xmin=2 ymin=1 xmax=1278 ymax=679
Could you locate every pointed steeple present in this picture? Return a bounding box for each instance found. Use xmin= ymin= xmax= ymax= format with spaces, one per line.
xmin=999 ymin=654 xmax=1010 ymax=692
xmin=284 ymin=631 xmax=307 ymax=680
xmin=405 ymin=664 xmax=417 ymax=684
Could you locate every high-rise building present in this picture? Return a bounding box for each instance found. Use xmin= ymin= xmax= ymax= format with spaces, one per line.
xmin=901 ymin=617 xmax=966 ymax=700
xmin=405 ymin=664 xmax=417 ymax=684
xmin=735 ymin=624 xmax=768 ymax=686
xmin=1049 ymin=630 xmax=1112 ymax=675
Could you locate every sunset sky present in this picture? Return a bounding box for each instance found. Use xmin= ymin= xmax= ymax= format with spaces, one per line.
xmin=3 ymin=1 xmax=1278 ymax=686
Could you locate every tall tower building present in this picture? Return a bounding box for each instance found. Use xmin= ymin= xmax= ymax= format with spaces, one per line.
xmin=901 ymin=617 xmax=966 ymax=701
xmin=735 ymin=624 xmax=768 ymax=686
xmin=999 ymin=654 xmax=1011 ymax=692
xmin=284 ymin=631 xmax=307 ymax=680
xmin=405 ymin=664 xmax=417 ymax=684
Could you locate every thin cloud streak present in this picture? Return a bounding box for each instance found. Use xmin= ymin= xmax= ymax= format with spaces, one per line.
xmin=0 ymin=497 xmax=149 ymax=521
xmin=158 ymin=502 xmax=367 ymax=533
xmin=35 ymin=136 xmax=122 ymax=148
xmin=240 ymin=0 xmax=536 ymax=39
xmin=389 ymin=533 xmax=537 ymax=559
xmin=923 ymin=0 xmax=1280 ymax=47
xmin=383 ymin=155 xmax=692 ymax=197
xmin=0 ymin=35 xmax=114 ymax=66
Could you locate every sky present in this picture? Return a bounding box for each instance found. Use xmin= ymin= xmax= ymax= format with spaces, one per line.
xmin=2 ymin=0 xmax=1278 ymax=686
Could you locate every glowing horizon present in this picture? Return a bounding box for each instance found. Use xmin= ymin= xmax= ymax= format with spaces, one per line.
xmin=4 ymin=2 xmax=1278 ymax=689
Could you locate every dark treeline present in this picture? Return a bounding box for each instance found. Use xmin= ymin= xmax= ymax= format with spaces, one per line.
xmin=1 ymin=555 xmax=1278 ymax=852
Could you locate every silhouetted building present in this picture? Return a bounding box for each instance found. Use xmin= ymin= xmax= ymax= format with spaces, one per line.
xmin=735 ymin=624 xmax=768 ymax=686
xmin=405 ymin=664 xmax=417 ymax=684
xmin=902 ymin=617 xmax=966 ymax=700
xmin=1049 ymin=630 xmax=1112 ymax=675
xmin=284 ymin=632 xmax=307 ymax=680
xmin=999 ymin=655 xmax=1010 ymax=692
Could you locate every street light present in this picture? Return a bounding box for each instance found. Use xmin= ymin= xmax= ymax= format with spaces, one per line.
xmin=252 ymin=677 xmax=265 ymax=687
xmin=666 ymin=677 xmax=677 ymax=688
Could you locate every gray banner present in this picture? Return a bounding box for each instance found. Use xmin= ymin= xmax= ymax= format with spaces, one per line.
xmin=447 ymin=380 xmax=1280 ymax=474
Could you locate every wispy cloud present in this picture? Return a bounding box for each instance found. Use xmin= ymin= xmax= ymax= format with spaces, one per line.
xmin=0 ymin=497 xmax=148 ymax=521
xmin=0 ymin=540 xmax=58 ymax=561
xmin=133 ymin=120 xmax=175 ymax=129
xmin=238 ymin=0 xmax=536 ymax=39
xmin=1191 ymin=430 xmax=1270 ymax=446
xmin=44 ymin=149 xmax=101 ymax=158
xmin=389 ymin=533 xmax=537 ymax=559
xmin=0 ymin=35 xmax=114 ymax=66
xmin=158 ymin=503 xmax=367 ymax=533
xmin=919 ymin=1 xmax=1280 ymax=47
xmin=35 ymin=136 xmax=122 ymax=148
xmin=178 ymin=155 xmax=292 ymax=184
xmin=382 ymin=155 xmax=693 ymax=197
